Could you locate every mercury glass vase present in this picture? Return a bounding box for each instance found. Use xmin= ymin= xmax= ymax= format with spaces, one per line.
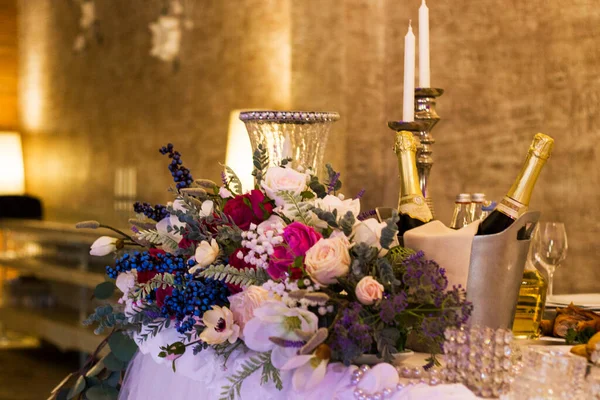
xmin=239 ymin=110 xmax=339 ymax=176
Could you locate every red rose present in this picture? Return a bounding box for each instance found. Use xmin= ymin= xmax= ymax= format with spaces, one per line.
xmin=136 ymin=270 xmax=173 ymax=308
xmin=223 ymin=190 xmax=274 ymax=231
xmin=178 ymin=237 xmax=195 ymax=250
xmin=227 ymin=248 xmax=256 ymax=294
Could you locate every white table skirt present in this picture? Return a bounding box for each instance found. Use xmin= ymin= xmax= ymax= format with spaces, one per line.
xmin=118 ymin=326 xmax=477 ymax=400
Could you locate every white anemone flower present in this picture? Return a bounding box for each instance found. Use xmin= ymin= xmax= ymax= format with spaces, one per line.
xmin=243 ymin=301 xmax=319 ymax=368
xmin=280 ymin=345 xmax=331 ymax=392
xmin=199 ymin=306 xmax=240 ymax=345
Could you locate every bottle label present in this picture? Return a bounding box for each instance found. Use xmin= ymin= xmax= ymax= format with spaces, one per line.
xmin=496 ymin=196 xmax=528 ymax=220
xmin=399 ymin=194 xmax=433 ymax=223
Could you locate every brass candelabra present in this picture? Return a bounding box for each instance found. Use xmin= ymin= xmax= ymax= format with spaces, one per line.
xmin=388 ymin=87 xmax=444 ymax=217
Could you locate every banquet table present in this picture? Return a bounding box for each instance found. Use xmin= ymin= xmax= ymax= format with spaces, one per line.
xmin=118 ymin=326 xmax=485 ymax=400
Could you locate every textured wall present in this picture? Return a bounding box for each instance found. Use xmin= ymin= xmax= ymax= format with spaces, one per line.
xmin=0 ymin=0 xmax=17 ymax=129
xmin=18 ymin=0 xmax=600 ymax=294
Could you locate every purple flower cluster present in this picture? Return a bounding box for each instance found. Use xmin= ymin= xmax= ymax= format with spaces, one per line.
xmin=327 ymin=172 xmax=341 ymax=194
xmin=379 ymin=292 xmax=408 ymax=324
xmin=330 ymin=302 xmax=373 ymax=365
xmin=357 ymin=209 xmax=377 ymax=221
xmin=402 ymin=251 xmax=448 ymax=305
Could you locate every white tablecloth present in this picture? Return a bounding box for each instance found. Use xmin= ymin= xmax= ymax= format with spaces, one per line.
xmin=118 ymin=327 xmax=477 ymax=400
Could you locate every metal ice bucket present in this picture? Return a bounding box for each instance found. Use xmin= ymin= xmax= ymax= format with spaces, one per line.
xmin=466 ymin=211 xmax=540 ymax=329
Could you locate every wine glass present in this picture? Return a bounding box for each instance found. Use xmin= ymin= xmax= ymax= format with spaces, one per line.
xmin=533 ymin=222 xmax=568 ymax=297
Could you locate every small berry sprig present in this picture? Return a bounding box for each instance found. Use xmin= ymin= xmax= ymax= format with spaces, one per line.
xmin=159 ymin=143 xmax=193 ymax=189
xmin=133 ymin=202 xmax=170 ymax=221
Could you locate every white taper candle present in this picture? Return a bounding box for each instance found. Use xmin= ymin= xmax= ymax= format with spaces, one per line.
xmin=403 ymin=20 xmax=416 ymax=122
xmin=419 ymin=0 xmax=430 ymax=87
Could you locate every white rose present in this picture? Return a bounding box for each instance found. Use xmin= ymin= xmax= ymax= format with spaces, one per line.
xmin=314 ymin=195 xmax=361 ymax=219
xmin=90 ymin=236 xmax=122 ymax=256
xmin=355 ymin=276 xmax=385 ymax=305
xmin=305 ymin=237 xmax=351 ymax=286
xmin=261 ymin=166 xmax=308 ymax=207
xmin=228 ymin=286 xmax=269 ymax=335
xmin=353 ymin=218 xmax=399 ymax=255
xmin=189 ymin=239 xmax=219 ymax=272
xmin=115 ymin=270 xmax=137 ymax=297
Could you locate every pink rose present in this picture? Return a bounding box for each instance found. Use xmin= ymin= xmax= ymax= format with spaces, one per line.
xmin=228 ymin=286 xmax=269 ymax=336
xmin=267 ymin=245 xmax=301 ymax=280
xmin=355 ymin=276 xmax=384 ymax=305
xmin=305 ymin=236 xmax=351 ymax=286
xmin=282 ymin=222 xmax=322 ymax=257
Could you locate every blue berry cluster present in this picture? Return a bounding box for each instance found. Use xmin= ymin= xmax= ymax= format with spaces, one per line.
xmin=159 ymin=143 xmax=193 ymax=189
xmin=133 ymin=202 xmax=170 ymax=222
xmin=106 ymin=251 xmax=188 ymax=279
xmin=161 ymin=276 xmax=230 ymax=333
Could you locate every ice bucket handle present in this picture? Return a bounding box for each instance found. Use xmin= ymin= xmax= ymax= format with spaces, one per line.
xmin=483 ymin=211 xmax=541 ymax=241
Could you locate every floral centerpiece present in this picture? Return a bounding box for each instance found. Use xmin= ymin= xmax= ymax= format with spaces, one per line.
xmin=53 ymin=143 xmax=471 ymax=400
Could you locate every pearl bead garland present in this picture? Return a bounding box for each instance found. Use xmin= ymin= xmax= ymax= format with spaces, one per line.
xmin=350 ymin=364 xmax=444 ymax=400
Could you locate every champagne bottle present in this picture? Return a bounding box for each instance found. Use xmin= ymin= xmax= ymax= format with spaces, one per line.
xmin=394 ymin=131 xmax=433 ymax=236
xmin=477 ymin=133 xmax=554 ymax=236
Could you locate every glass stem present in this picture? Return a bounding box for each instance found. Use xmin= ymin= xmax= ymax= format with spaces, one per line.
xmin=547 ymin=268 xmax=555 ymax=297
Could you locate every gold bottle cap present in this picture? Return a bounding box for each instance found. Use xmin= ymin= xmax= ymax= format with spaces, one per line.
xmin=394 ymin=131 xmax=419 ymax=154
xmin=529 ymin=133 xmax=554 ymax=160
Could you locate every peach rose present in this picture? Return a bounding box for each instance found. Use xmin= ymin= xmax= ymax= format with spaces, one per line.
xmin=304 ymin=237 xmax=351 ymax=286
xmin=228 ymin=285 xmax=269 ymax=334
xmin=355 ymin=276 xmax=384 ymax=305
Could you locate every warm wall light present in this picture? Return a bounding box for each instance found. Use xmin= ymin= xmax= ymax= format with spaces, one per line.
xmin=0 ymin=132 xmax=25 ymax=195
xmin=225 ymin=110 xmax=254 ymax=193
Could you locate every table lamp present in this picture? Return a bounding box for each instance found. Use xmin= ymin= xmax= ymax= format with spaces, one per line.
xmin=0 ymin=132 xmax=42 ymax=219
xmin=225 ymin=110 xmax=255 ymax=193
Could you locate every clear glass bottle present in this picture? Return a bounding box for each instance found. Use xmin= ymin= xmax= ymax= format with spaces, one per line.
xmin=449 ymin=193 xmax=472 ymax=229
xmin=470 ymin=193 xmax=486 ymax=221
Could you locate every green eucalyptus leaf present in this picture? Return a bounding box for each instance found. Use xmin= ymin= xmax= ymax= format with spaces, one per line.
xmin=67 ymin=375 xmax=85 ymax=399
xmin=108 ymin=333 xmax=138 ymax=362
xmin=103 ymin=352 xmax=127 ymax=371
xmin=56 ymin=388 xmax=70 ymax=400
xmin=94 ymin=281 xmax=116 ymax=300
xmin=105 ymin=371 xmax=121 ymax=388
xmin=85 ymin=384 xmax=119 ymax=400
xmin=85 ymin=376 xmax=102 ymax=387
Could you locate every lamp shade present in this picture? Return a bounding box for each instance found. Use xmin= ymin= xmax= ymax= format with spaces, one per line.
xmin=0 ymin=132 xmax=25 ymax=195
xmin=225 ymin=110 xmax=254 ymax=193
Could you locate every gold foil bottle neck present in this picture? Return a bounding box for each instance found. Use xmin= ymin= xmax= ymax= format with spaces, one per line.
xmin=529 ymin=133 xmax=554 ymax=160
xmin=394 ymin=131 xmax=418 ymax=154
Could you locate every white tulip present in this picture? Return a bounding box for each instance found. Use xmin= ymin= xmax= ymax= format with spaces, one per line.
xmin=189 ymin=239 xmax=219 ymax=273
xmin=90 ymin=236 xmax=122 ymax=256
xmin=199 ymin=200 xmax=214 ymax=217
